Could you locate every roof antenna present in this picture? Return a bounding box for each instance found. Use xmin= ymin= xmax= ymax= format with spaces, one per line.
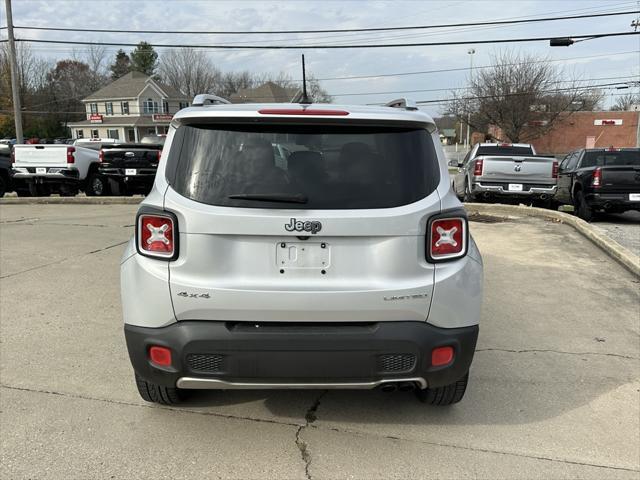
xmin=300 ymin=54 xmax=311 ymax=105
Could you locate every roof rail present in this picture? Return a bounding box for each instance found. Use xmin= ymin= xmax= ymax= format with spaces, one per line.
xmin=192 ymin=94 xmax=231 ymax=106
xmin=385 ymin=98 xmax=418 ymax=111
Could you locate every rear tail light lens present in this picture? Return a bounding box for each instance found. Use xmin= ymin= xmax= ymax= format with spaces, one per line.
xmin=428 ymin=216 xmax=467 ymax=262
xmin=149 ymin=346 xmax=172 ymax=367
xmin=431 ymin=346 xmax=454 ymax=367
xmin=66 ymin=146 xmax=75 ymax=164
xmin=98 ymin=149 xmax=104 ymax=162
xmin=552 ymin=161 xmax=559 ymax=179
xmin=592 ymin=167 xmax=602 ymax=188
xmin=137 ymin=213 xmax=177 ymax=259
xmin=157 ymin=150 xmax=162 ymax=161
xmin=10 ymin=148 xmax=15 ymax=164
xmin=473 ymin=159 xmax=483 ymax=176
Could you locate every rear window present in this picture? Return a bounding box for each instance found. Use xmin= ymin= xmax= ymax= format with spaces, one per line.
xmin=582 ymin=150 xmax=640 ymax=168
xmin=476 ymin=145 xmax=534 ymax=156
xmin=166 ymin=124 xmax=439 ymax=209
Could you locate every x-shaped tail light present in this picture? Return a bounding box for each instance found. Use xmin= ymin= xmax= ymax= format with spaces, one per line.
xmin=137 ymin=213 xmax=177 ymax=259
xmin=435 ymin=225 xmax=458 ymax=248
xmin=146 ymin=223 xmax=170 ymax=245
xmin=429 ymin=217 xmax=466 ymax=261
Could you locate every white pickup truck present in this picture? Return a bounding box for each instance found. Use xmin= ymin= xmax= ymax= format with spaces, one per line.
xmin=450 ymin=143 xmax=558 ymax=204
xmin=12 ymin=139 xmax=116 ymax=196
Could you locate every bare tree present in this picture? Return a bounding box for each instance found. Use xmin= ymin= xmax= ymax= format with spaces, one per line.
xmin=610 ymin=93 xmax=639 ymax=111
xmin=158 ymin=48 xmax=223 ymax=98
xmin=447 ymin=51 xmax=602 ymax=143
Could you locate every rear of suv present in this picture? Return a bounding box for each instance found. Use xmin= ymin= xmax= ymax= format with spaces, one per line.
xmin=121 ymin=97 xmax=483 ymax=405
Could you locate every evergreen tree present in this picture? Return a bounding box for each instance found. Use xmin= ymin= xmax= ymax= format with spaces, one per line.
xmin=130 ymin=42 xmax=158 ymax=77
xmin=110 ymin=49 xmax=131 ymax=79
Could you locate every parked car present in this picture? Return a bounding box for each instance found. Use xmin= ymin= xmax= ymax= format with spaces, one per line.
xmin=555 ymin=147 xmax=640 ymax=221
xmin=11 ymin=138 xmax=116 ymax=196
xmin=451 ymin=143 xmax=558 ymax=204
xmin=121 ymin=96 xmax=483 ymax=406
xmin=98 ymin=142 xmax=163 ymax=195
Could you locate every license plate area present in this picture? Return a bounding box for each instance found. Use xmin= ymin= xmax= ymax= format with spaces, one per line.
xmin=629 ymin=193 xmax=640 ymax=201
xmin=35 ymin=167 xmax=47 ymax=174
xmin=508 ymin=183 xmax=523 ymax=192
xmin=125 ymin=168 xmax=137 ymax=175
xmin=276 ymin=242 xmax=331 ymax=269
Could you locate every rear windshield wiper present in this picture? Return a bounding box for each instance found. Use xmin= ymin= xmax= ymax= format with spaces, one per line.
xmin=228 ymin=193 xmax=308 ymax=204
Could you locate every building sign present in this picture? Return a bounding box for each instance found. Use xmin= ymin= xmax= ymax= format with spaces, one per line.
xmin=152 ymin=114 xmax=173 ymax=122
xmin=594 ymin=119 xmax=622 ymax=126
xmin=89 ymin=114 xmax=103 ymax=123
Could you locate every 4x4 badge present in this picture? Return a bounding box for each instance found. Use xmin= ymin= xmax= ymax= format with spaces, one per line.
xmin=284 ymin=218 xmax=322 ymax=234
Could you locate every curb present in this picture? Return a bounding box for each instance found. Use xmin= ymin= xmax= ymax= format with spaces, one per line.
xmin=465 ymin=203 xmax=640 ymax=278
xmin=1 ymin=196 xmax=637 ymax=278
xmin=0 ymin=196 xmax=143 ymax=205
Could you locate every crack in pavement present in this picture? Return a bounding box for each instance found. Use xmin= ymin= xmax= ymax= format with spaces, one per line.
xmin=476 ymin=347 xmax=639 ymax=360
xmin=295 ymin=390 xmax=327 ymax=480
xmin=0 ymin=217 xmax=40 ymax=224
xmin=316 ymin=425 xmax=640 ymax=474
xmin=0 ymin=384 xmax=302 ymax=428
xmin=0 ymin=240 xmax=129 ymax=279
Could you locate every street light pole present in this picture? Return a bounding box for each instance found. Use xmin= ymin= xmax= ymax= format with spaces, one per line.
xmin=466 ymin=48 xmax=475 ymax=149
xmin=4 ymin=0 xmax=24 ymax=143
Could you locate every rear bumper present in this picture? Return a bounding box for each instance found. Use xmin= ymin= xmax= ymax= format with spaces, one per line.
xmin=586 ymin=192 xmax=640 ymax=210
xmin=473 ymin=182 xmax=556 ymax=197
xmin=12 ymin=167 xmax=80 ymax=184
xmin=124 ymin=321 xmax=478 ymax=390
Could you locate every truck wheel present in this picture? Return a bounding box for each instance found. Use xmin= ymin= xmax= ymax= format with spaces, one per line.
xmin=415 ymin=373 xmax=468 ymax=406
xmin=463 ymin=181 xmax=475 ymax=203
xmin=59 ymin=184 xmax=78 ymax=197
xmin=86 ymin=173 xmax=109 ymax=196
xmin=134 ymin=373 xmax=187 ymax=405
xmin=575 ymin=191 xmax=593 ymax=222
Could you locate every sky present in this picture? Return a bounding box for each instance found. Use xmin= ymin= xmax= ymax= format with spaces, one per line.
xmin=1 ymin=0 xmax=639 ymax=116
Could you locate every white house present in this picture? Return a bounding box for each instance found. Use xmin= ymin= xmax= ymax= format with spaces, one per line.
xmin=68 ymin=71 xmax=189 ymax=143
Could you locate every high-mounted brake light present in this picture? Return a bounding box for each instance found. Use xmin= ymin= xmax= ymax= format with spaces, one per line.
xmin=473 ymin=159 xmax=483 ymax=176
xmin=499 ymin=143 xmax=512 ymax=147
xmin=66 ymin=146 xmax=75 ymax=164
xmin=606 ymin=146 xmax=619 ymax=152
xmin=98 ymin=149 xmax=104 ymax=163
xmin=137 ymin=214 xmax=177 ymax=259
xmin=592 ymin=167 xmax=602 ymax=188
xmin=258 ymin=108 xmax=350 ymax=116
xmin=428 ymin=217 xmax=467 ymax=261
xmin=149 ymin=346 xmax=172 ymax=367
xmin=552 ymin=160 xmax=559 ymax=179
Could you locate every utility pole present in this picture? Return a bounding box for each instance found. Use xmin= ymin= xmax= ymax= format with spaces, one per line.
xmin=4 ymin=0 xmax=24 ymax=143
xmin=466 ymin=48 xmax=475 ymax=149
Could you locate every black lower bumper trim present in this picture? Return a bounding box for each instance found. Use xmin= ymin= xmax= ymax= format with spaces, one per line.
xmin=125 ymin=321 xmax=479 ymax=389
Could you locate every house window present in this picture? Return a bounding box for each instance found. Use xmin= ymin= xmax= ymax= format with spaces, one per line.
xmin=107 ymin=129 xmax=120 ymax=140
xmin=91 ymin=129 xmax=99 ymax=139
xmin=90 ymin=103 xmax=98 ymax=114
xmin=162 ymin=100 xmax=169 ymax=114
xmin=77 ymin=130 xmax=84 ymax=139
xmin=143 ymin=98 xmax=159 ymax=114
xmin=179 ymin=101 xmax=189 ymax=110
xmin=121 ymin=101 xmax=129 ymax=115
xmin=106 ymin=102 xmax=113 ymax=115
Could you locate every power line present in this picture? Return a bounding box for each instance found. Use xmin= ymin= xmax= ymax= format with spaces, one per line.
xmin=13 ymin=10 xmax=639 ymax=36
xmin=15 ymin=31 xmax=639 ymax=50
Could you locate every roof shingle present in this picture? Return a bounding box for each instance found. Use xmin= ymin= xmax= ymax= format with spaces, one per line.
xmin=84 ymin=71 xmax=187 ymax=101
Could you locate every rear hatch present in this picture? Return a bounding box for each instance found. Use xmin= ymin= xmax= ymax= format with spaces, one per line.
xmin=163 ymin=120 xmax=442 ymax=323
xmin=583 ymin=149 xmax=640 ymax=194
xmin=101 ymin=144 xmax=162 ymax=172
xmin=477 ymin=155 xmax=556 ymax=186
xmin=13 ymin=145 xmax=70 ymax=168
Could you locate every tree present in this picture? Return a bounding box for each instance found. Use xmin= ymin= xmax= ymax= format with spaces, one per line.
xmin=610 ymin=93 xmax=639 ymax=111
xmin=130 ymin=42 xmax=158 ymax=76
xmin=447 ymin=51 xmax=601 ymax=143
xmin=110 ymin=49 xmax=131 ymax=79
xmin=158 ymin=48 xmax=222 ymax=98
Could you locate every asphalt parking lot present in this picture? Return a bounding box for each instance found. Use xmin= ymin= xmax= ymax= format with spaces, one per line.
xmin=1 ymin=204 xmax=639 ymax=479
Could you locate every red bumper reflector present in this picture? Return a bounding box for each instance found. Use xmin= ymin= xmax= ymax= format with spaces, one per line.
xmin=149 ymin=346 xmax=172 ymax=366
xmin=431 ymin=346 xmax=454 ymax=367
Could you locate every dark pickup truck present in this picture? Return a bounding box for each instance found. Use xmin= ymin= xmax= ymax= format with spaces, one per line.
xmin=97 ymin=143 xmax=163 ymax=195
xmin=555 ymin=148 xmax=640 ymax=221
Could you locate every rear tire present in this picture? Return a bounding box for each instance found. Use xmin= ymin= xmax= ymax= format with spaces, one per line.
xmin=85 ymin=173 xmax=109 ymax=196
xmin=416 ymin=373 xmax=469 ymax=406
xmin=575 ymin=190 xmax=593 ymax=222
xmin=463 ymin=181 xmax=475 ymax=203
xmin=134 ymin=373 xmax=186 ymax=405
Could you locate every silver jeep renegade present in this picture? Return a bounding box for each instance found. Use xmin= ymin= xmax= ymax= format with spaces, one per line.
xmin=121 ymin=96 xmax=483 ymax=405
